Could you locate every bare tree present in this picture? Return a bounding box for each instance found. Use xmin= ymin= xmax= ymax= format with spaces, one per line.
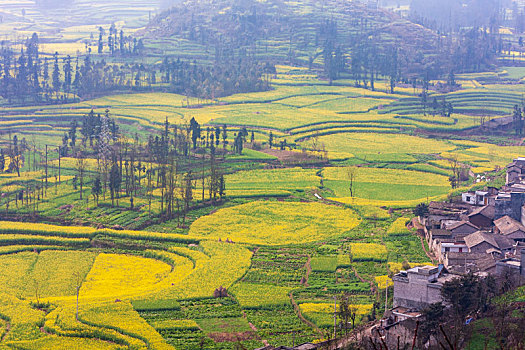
xmin=447 ymin=155 xmax=461 ymax=189
xmin=346 ymin=166 xmax=358 ymax=197
xmin=33 ymin=279 xmax=40 ymax=306
xmin=75 ymin=149 xmax=87 ymax=200
xmin=74 ymin=272 xmax=82 ymax=321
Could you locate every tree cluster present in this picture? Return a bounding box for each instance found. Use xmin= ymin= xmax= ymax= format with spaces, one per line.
xmin=0 ymin=33 xmax=273 ymax=105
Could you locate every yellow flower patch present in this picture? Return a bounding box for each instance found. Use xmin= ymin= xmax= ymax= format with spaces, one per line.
xmin=80 ymin=254 xmax=172 ymax=300
xmin=189 ymin=201 xmax=360 ymax=245
xmin=350 ymin=243 xmax=387 ymax=261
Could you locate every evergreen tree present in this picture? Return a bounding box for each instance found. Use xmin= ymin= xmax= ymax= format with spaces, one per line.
xmin=52 ymin=52 xmax=61 ymax=97
xmin=63 ymin=55 xmax=72 ymax=97
xmin=98 ymin=27 xmax=104 ymax=54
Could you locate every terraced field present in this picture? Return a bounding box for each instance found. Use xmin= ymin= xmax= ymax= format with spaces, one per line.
xmin=0 ymin=204 xmax=427 ymax=349
xmin=1 ymin=10 xmax=525 ymax=345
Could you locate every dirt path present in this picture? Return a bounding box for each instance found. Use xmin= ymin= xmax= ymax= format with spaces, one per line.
xmin=249 ymin=322 xmax=269 ymax=346
xmin=303 ymin=255 xmax=311 ymax=286
xmin=352 ymin=266 xmax=376 ymax=294
xmin=289 ymin=292 xmax=323 ymax=336
xmin=420 ymin=236 xmax=437 ymax=264
xmin=40 ymin=326 xmax=52 ymax=335
xmin=1 ymin=322 xmax=10 ymax=342
xmin=243 ymin=311 xmax=269 ymax=346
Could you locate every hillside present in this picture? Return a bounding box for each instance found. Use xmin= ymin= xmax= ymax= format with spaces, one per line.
xmin=142 ymin=0 xmax=443 ymax=74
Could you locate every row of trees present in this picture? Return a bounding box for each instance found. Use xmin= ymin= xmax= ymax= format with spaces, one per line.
xmin=0 ymin=111 xmax=235 ymax=226
xmin=323 ymin=26 xmax=501 ymax=93
xmin=97 ymin=24 xmax=145 ymax=57
xmin=0 ymin=33 xmax=274 ymax=105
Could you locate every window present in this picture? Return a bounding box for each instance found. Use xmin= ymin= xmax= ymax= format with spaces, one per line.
xmin=459 ymin=248 xmax=463 ymax=253
xmin=466 ymin=196 xmax=471 ymax=201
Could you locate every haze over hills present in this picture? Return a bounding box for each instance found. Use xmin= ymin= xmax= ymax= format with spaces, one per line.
xmin=143 ymin=0 xmax=497 ymax=79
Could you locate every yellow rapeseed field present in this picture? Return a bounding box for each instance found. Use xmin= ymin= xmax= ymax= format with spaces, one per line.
xmin=299 ymin=302 xmax=372 ymax=315
xmin=189 ymin=201 xmax=360 ymax=245
xmin=25 ymin=250 xmax=97 ymax=298
xmin=316 ymin=133 xmax=455 ymax=160
xmin=387 ymin=217 xmax=411 ymax=235
xmin=0 ymin=292 xmax=44 ymax=343
xmin=80 ymin=254 xmax=172 ymax=300
xmin=375 ymin=275 xmax=394 ymax=289
xmin=350 ymin=243 xmax=388 ymax=261
xmin=230 ymin=282 xmax=292 ymax=309
xmin=0 ymin=252 xmax=38 ymax=296
xmin=81 ymin=301 xmax=174 ymax=350
xmin=153 ymin=241 xmax=252 ymax=300
xmin=388 ymin=262 xmax=432 ymax=274
xmin=45 ymin=304 xmax=142 ymax=348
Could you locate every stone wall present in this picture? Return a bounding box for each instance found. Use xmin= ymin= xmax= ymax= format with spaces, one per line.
xmin=495 ymin=192 xmax=525 ymax=221
xmin=393 ymin=275 xmax=442 ymax=309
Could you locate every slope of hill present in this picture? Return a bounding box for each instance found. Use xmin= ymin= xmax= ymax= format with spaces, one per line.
xmin=142 ymin=0 xmax=442 ymax=73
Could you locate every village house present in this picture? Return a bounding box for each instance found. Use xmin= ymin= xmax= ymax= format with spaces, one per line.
xmin=443 ymin=252 xmax=496 ymax=274
xmin=392 ymin=265 xmax=455 ymax=310
xmin=506 ymin=157 xmax=525 ymax=185
xmin=463 ymin=231 xmax=514 ymax=256
xmin=438 ymin=241 xmax=468 ymax=255
xmin=468 ymin=205 xmax=495 ymax=228
xmin=494 ymin=191 xmax=525 ymax=222
xmin=495 ymin=249 xmax=525 ymax=282
xmin=494 ymin=215 xmax=525 ymax=242
xmin=421 ymin=202 xmax=469 ymax=231
xmin=461 ymin=188 xmax=498 ymax=206
xmin=444 ymin=220 xmax=479 ymax=236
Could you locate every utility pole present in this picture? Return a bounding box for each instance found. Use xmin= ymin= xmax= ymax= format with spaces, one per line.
xmin=385 ymin=281 xmax=388 ymax=314
xmin=333 ymin=295 xmax=337 ymax=339
xmin=57 ymin=146 xmax=61 ymax=182
xmin=45 ymin=144 xmax=48 ymax=194
xmin=75 ymin=272 xmax=81 ymax=321
xmin=202 ymin=151 xmax=205 ymax=202
xmin=76 ymin=284 xmax=79 ymax=321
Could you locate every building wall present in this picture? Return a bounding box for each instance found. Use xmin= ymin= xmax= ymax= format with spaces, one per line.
xmin=383 ymin=318 xmax=420 ymax=350
xmin=451 ymin=225 xmax=478 ymax=236
xmin=495 ymin=262 xmax=521 ymax=278
xmin=393 ymin=275 xmax=442 ymax=309
xmin=495 ymin=192 xmax=525 ymax=221
xmin=507 ymin=168 xmax=521 ymax=185
xmin=469 ymin=241 xmax=494 ymax=254
xmin=441 ymin=245 xmax=467 ymax=253
xmin=462 ymin=193 xmax=476 ymax=205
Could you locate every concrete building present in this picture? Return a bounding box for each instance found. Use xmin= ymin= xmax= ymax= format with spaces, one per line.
xmin=392 ymin=265 xmax=454 ymax=309
xmin=462 ymin=190 xmax=494 ymax=206
xmin=439 ymin=241 xmax=468 ymax=254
